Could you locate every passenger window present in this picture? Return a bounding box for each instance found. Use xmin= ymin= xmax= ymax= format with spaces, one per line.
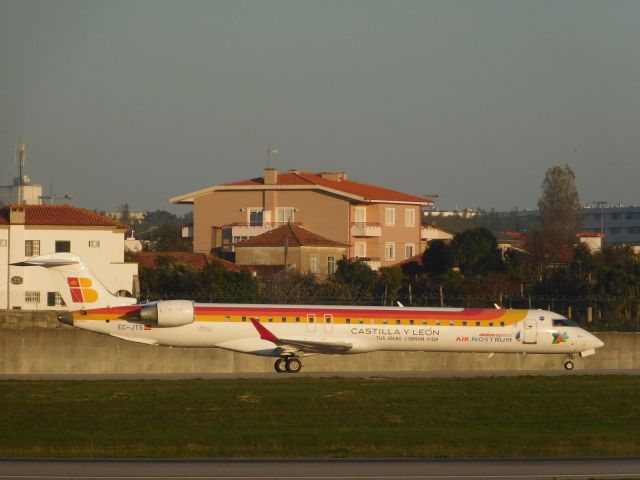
xmin=449 ymin=320 xmax=454 ymax=326
xmin=463 ymin=321 xmax=467 ymax=326
xmin=410 ymin=319 xmax=414 ymax=325
xmin=396 ymin=319 xmax=401 ymax=325
xmin=268 ymin=317 xmax=273 ymax=323
xmin=296 ymin=317 xmax=300 ymax=323
xmin=500 ymin=322 xmax=505 ymax=327
xmin=476 ymin=322 xmax=480 ymax=327
xmin=346 ymin=318 xmax=351 ymax=324
xmin=225 ymin=316 xmax=230 ymax=322
xmin=242 ymin=316 xmax=246 ymax=322
xmin=281 ymin=317 xmax=286 ymax=323
xmin=436 ymin=320 xmax=441 ymax=326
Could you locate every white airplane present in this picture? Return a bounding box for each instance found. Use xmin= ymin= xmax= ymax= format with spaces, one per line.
xmin=18 ymin=253 xmax=604 ymax=373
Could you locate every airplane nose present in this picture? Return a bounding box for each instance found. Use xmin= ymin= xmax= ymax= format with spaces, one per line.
xmin=57 ymin=312 xmax=74 ymax=326
xmin=592 ymin=335 xmax=604 ymax=349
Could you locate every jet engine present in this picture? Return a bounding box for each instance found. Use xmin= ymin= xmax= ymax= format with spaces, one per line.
xmin=139 ymin=300 xmax=195 ymax=327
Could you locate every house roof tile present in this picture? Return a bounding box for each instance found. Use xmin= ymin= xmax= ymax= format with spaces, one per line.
xmin=133 ymin=252 xmax=245 ymax=271
xmin=0 ymin=204 xmax=129 ymax=229
xmin=234 ymin=223 xmax=348 ymax=248
xmin=223 ymin=171 xmax=428 ymax=204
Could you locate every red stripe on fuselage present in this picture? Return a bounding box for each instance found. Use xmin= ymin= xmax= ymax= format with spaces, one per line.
xmin=193 ymin=305 xmax=510 ymax=320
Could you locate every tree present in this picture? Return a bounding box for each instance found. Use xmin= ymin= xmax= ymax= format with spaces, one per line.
xmin=422 ymin=240 xmax=450 ymax=277
xmin=538 ymin=165 xmax=582 ymax=247
xmin=378 ymin=266 xmax=404 ymax=305
xmin=118 ymin=203 xmax=132 ymax=226
xmin=449 ymin=228 xmax=503 ymax=277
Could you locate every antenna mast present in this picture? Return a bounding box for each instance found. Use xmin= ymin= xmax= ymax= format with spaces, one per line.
xmin=15 ymin=136 xmax=27 ymax=204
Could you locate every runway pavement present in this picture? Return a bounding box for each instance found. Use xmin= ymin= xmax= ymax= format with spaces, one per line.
xmin=1 ymin=369 xmax=639 ymax=381
xmin=1 ymin=458 xmax=640 ymax=479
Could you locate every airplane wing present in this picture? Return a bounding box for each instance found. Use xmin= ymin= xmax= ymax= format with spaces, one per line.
xmin=250 ymin=318 xmax=352 ymax=355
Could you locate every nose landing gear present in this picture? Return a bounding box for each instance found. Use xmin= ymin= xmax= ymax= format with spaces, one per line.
xmin=563 ymin=354 xmax=575 ymax=371
xmin=274 ymin=357 xmax=303 ymax=374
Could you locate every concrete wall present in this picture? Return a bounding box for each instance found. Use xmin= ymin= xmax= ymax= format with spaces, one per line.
xmin=1 ymin=311 xmax=638 ymax=374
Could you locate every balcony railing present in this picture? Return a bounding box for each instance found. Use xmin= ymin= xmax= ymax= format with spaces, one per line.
xmin=356 ymin=256 xmax=382 ymax=271
xmin=350 ymin=222 xmax=382 ymax=237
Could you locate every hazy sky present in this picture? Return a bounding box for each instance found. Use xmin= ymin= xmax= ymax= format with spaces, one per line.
xmin=2 ymin=0 xmax=639 ymax=213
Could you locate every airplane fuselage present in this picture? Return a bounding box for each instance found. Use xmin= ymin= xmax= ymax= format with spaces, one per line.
xmin=68 ymin=303 xmax=603 ymax=359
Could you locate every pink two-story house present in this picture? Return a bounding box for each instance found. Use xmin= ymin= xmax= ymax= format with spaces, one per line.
xmin=170 ymin=169 xmax=432 ymax=269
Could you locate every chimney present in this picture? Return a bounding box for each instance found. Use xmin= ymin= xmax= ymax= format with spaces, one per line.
xmin=9 ymin=206 xmax=26 ymax=224
xmin=264 ymin=168 xmax=278 ymax=185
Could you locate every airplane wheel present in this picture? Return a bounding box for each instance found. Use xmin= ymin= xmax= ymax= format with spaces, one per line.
xmin=564 ymin=360 xmax=574 ymax=371
xmin=285 ymin=358 xmax=302 ymax=373
xmin=274 ymin=358 xmax=287 ymax=373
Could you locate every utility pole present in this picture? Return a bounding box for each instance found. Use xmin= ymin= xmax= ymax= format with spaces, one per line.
xmin=593 ymin=201 xmax=608 ymax=250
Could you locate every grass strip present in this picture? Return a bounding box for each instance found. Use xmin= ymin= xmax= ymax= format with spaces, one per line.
xmin=1 ymin=376 xmax=639 ymax=458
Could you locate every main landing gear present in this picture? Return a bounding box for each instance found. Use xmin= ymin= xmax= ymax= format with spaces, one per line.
xmin=274 ymin=357 xmax=303 ymax=374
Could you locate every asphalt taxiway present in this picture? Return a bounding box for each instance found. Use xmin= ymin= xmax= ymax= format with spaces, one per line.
xmin=1 ymin=369 xmax=639 ymax=381
xmin=1 ymin=458 xmax=640 ymax=479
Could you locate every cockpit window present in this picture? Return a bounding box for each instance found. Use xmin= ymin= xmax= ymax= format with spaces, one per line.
xmin=553 ymin=318 xmax=577 ymax=327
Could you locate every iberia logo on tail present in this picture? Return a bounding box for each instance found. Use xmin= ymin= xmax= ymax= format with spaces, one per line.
xmin=67 ymin=277 xmax=99 ymax=303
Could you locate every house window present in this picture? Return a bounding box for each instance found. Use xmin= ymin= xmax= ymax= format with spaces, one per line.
xmin=55 ymin=241 xmax=71 ymax=253
xmin=25 ymin=291 xmax=40 ymax=303
xmin=25 ymin=240 xmax=40 ymax=257
xmin=327 ymin=256 xmax=336 ymax=274
xmin=405 ymin=208 xmax=416 ymax=227
xmin=385 ymin=208 xmax=396 ymax=226
xmin=355 ymin=242 xmax=366 ymax=258
xmin=248 ymin=208 xmax=264 ymax=226
xmin=385 ymin=242 xmax=395 ymax=260
xmin=47 ymin=292 xmax=66 ymax=307
xmin=277 ymin=208 xmax=295 ymax=223
xmin=355 ymin=207 xmax=366 ymax=223
xmin=309 ymin=255 xmax=319 ymax=274
xmin=405 ymin=243 xmax=415 ymax=259
xmin=89 ymin=240 xmax=100 ymax=248
xmin=0 ymin=239 xmax=7 ymax=247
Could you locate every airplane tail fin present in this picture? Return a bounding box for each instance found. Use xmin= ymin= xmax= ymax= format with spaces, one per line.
xmin=14 ymin=253 xmax=137 ymax=309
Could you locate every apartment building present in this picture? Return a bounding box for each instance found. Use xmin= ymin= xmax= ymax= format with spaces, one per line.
xmin=0 ymin=204 xmax=138 ymax=310
xmin=170 ymin=169 xmax=432 ymax=269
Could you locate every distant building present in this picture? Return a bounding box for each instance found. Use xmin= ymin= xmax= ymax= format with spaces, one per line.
xmin=170 ymin=169 xmax=432 ymax=269
xmin=420 ymin=224 xmax=454 ymax=243
xmin=234 ymin=223 xmax=347 ymax=276
xmin=577 ymin=231 xmax=604 ymax=252
xmin=104 ymin=210 xmax=146 ymax=223
xmin=0 ymin=176 xmax=43 ymax=206
xmin=580 ymin=204 xmax=640 ymax=245
xmin=0 ymin=204 xmax=138 ymax=310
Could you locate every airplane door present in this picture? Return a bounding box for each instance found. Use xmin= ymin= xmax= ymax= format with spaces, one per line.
xmin=324 ymin=314 xmax=333 ymax=333
xmin=523 ymin=318 xmax=537 ymax=344
xmin=307 ymin=314 xmax=316 ymax=333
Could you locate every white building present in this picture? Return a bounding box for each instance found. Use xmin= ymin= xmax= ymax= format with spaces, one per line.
xmin=0 ymin=204 xmax=138 ymax=310
xmin=0 ymin=176 xmax=43 ymax=206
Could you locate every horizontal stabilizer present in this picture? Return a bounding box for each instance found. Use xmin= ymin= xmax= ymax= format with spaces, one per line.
xmin=12 ymin=258 xmax=79 ymax=267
